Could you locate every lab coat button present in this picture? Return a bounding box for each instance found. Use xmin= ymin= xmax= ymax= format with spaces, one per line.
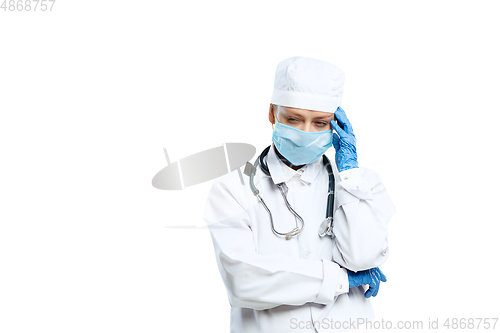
xmin=303 ymin=251 xmax=310 ymax=257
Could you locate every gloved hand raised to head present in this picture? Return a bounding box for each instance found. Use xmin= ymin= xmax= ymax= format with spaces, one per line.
xmin=330 ymin=107 xmax=359 ymax=172
xmin=347 ymin=267 xmax=387 ymax=298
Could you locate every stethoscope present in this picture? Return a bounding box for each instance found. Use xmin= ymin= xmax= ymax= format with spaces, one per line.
xmin=244 ymin=145 xmax=336 ymax=240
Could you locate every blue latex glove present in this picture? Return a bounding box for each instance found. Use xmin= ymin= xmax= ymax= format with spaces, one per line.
xmin=330 ymin=107 xmax=358 ymax=172
xmin=347 ymin=267 xmax=387 ymax=298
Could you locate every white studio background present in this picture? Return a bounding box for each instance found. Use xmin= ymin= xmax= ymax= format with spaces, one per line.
xmin=1 ymin=1 xmax=499 ymax=332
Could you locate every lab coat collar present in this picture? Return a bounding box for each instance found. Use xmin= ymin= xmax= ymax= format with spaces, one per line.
xmin=266 ymin=143 xmax=324 ymax=185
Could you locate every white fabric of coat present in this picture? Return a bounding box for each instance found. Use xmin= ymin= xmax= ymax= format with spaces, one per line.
xmin=203 ymin=144 xmax=396 ymax=333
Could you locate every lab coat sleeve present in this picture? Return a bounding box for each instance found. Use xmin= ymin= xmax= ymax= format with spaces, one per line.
xmin=331 ymin=167 xmax=396 ymax=272
xmin=203 ymin=174 xmax=346 ymax=311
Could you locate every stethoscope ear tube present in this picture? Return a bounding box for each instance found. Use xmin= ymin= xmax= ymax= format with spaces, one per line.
xmin=323 ymin=154 xmax=335 ymax=220
xmin=321 ymin=154 xmax=335 ymax=237
xmin=248 ymin=157 xmax=261 ymax=195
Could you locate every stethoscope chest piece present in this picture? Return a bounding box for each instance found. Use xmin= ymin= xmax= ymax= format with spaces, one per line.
xmin=318 ymin=217 xmax=334 ymax=237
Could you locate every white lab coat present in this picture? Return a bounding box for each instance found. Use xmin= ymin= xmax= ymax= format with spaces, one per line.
xmin=203 ymin=144 xmax=396 ymax=333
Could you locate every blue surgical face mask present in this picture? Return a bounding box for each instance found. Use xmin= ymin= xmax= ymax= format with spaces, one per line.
xmin=272 ymin=121 xmax=333 ymax=166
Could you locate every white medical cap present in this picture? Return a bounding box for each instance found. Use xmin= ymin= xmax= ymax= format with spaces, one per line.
xmin=270 ymin=56 xmax=345 ymax=114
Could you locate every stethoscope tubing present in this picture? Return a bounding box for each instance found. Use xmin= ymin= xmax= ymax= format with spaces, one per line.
xmin=248 ymin=145 xmax=335 ymax=240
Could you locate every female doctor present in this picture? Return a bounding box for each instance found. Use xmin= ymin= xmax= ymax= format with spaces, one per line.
xmin=203 ymin=56 xmax=396 ymax=333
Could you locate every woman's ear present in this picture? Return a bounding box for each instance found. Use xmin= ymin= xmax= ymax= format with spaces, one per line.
xmin=268 ymin=104 xmax=276 ymax=125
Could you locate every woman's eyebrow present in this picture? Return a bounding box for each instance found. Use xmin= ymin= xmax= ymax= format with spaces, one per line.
xmin=283 ymin=111 xmax=303 ymax=118
xmin=282 ymin=109 xmax=332 ymax=120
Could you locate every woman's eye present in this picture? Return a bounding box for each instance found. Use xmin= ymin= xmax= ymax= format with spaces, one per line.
xmin=288 ymin=118 xmax=298 ymax=122
xmin=316 ymin=122 xmax=327 ymax=126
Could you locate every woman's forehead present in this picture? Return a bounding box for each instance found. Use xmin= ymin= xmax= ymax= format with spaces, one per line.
xmin=280 ymin=106 xmax=333 ymax=118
